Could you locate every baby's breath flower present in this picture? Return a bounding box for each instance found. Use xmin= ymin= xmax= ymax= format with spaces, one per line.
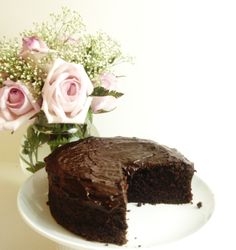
xmin=0 ymin=7 xmax=132 ymax=173
xmin=0 ymin=7 xmax=130 ymax=94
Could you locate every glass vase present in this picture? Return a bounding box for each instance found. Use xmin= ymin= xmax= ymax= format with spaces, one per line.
xmin=20 ymin=116 xmax=98 ymax=174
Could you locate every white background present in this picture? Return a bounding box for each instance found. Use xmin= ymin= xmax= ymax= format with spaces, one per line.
xmin=0 ymin=0 xmax=236 ymax=249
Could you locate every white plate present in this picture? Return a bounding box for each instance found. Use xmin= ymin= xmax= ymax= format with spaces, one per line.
xmin=17 ymin=169 xmax=214 ymax=249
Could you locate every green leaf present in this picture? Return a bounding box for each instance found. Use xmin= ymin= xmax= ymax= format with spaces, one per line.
xmin=34 ymin=161 xmax=46 ymax=171
xmin=26 ymin=161 xmax=45 ymax=173
xmin=90 ymin=86 xmax=124 ymax=98
xmin=20 ymin=155 xmax=32 ymax=167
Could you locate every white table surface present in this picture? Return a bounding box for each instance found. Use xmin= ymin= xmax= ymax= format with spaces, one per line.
xmin=0 ymin=126 xmax=236 ymax=250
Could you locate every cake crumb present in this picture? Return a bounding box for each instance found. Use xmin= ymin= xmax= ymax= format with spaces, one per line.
xmin=105 ymin=243 xmax=109 ymax=246
xmin=138 ymin=245 xmax=142 ymax=248
xmin=127 ymin=209 xmax=131 ymax=212
xmin=196 ymin=202 xmax=202 ymax=209
xmin=137 ymin=202 xmax=142 ymax=207
xmin=134 ymin=237 xmax=137 ymax=240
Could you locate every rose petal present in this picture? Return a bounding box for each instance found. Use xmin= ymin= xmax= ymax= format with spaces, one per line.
xmin=20 ymin=36 xmax=49 ymax=59
xmin=0 ymin=80 xmax=40 ymax=131
xmin=100 ymin=73 xmax=119 ymax=91
xmin=91 ymin=96 xmax=118 ymax=113
xmin=1 ymin=109 xmax=38 ymax=131
xmin=42 ymin=59 xmax=93 ymax=124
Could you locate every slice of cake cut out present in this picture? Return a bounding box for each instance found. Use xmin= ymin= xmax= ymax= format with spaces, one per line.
xmin=45 ymin=137 xmax=195 ymax=245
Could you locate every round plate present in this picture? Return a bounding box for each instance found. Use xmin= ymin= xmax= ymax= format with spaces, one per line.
xmin=17 ymin=169 xmax=214 ymax=249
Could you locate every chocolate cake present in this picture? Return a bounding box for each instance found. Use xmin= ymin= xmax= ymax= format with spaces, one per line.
xmin=45 ymin=137 xmax=194 ymax=245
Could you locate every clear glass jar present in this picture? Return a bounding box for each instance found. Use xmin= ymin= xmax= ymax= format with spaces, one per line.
xmin=20 ymin=113 xmax=98 ymax=174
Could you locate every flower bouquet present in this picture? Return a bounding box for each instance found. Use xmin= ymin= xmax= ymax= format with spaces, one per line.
xmin=0 ymin=8 xmax=129 ymax=173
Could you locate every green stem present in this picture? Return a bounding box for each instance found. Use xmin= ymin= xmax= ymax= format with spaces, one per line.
xmin=20 ymin=155 xmax=32 ymax=168
xmin=28 ymin=152 xmax=34 ymax=168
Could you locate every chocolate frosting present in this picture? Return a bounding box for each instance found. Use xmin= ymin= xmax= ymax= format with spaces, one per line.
xmin=45 ymin=137 xmax=194 ymax=210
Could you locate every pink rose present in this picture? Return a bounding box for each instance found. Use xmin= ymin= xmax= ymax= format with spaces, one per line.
xmin=0 ymin=80 xmax=40 ymax=131
xmin=20 ymin=36 xmax=49 ymax=60
xmin=99 ymin=73 xmax=119 ymax=90
xmin=42 ymin=59 xmax=93 ymax=124
xmin=91 ymin=73 xmax=119 ymax=113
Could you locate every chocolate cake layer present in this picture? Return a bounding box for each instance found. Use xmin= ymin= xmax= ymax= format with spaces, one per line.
xmin=45 ymin=137 xmax=195 ymax=245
